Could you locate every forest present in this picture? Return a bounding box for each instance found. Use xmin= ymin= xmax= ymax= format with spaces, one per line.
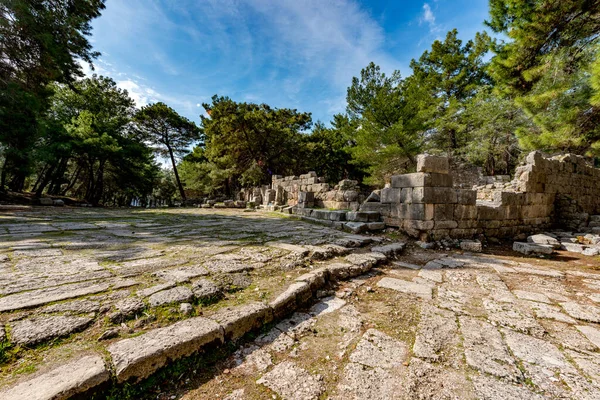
xmin=1 ymin=0 xmax=599 ymax=206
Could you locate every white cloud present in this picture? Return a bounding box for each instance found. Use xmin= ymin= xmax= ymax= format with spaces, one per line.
xmin=420 ymin=3 xmax=441 ymax=35
xmin=116 ymin=79 xmax=160 ymax=107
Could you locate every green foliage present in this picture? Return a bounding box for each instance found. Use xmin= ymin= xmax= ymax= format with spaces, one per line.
xmin=461 ymin=89 xmax=530 ymax=174
xmin=134 ymin=102 xmax=202 ymax=202
xmin=0 ymin=0 xmax=106 ymax=190
xmin=200 ymin=95 xmax=312 ymax=190
xmin=344 ymin=62 xmax=425 ymax=185
xmin=487 ymin=0 xmax=600 ymax=155
xmin=41 ymin=76 xmax=158 ymax=205
xmin=300 ymin=120 xmax=363 ymax=183
xmin=410 ymin=29 xmax=491 ymax=152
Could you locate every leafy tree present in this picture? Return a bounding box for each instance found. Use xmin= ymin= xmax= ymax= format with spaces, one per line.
xmin=200 ymin=96 xmax=311 ymax=190
xmin=134 ymin=102 xmax=202 ymax=202
xmin=344 ymin=62 xmax=425 ymax=185
xmin=461 ymin=89 xmax=531 ymax=175
xmin=40 ymin=75 xmax=156 ymax=205
xmin=300 ymin=120 xmax=361 ymax=183
xmin=487 ymin=0 xmax=600 ymax=155
xmin=0 ymin=0 xmax=106 ymax=191
xmin=410 ymin=29 xmax=491 ymax=153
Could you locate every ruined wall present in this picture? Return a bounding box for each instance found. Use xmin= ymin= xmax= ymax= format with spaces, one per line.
xmin=240 ymin=172 xmax=366 ymax=210
xmin=361 ymin=152 xmax=600 ymax=240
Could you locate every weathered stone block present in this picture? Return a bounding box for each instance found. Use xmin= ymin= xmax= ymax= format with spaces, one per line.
xmin=435 ymin=220 xmax=458 ymax=229
xmin=391 ymin=173 xmax=453 ymax=188
xmin=209 ymin=302 xmax=273 ymax=341
xmin=403 ymin=220 xmax=435 ymax=231
xmin=513 ymin=242 xmax=553 ymax=255
xmin=434 ymin=204 xmax=455 ymax=221
xmin=108 ymin=317 xmax=224 ymax=382
xmin=416 ymin=154 xmax=449 ymax=174
xmin=328 ymin=211 xmax=347 ymax=221
xmin=270 ymin=282 xmax=311 ymax=319
xmin=381 ymin=188 xmax=402 ymax=203
xmin=460 ymin=240 xmax=482 ymax=252
xmin=412 ymin=187 xmax=457 ymax=204
xmin=347 ymin=211 xmax=380 ymax=222
xmin=343 ymin=221 xmax=368 ymax=234
xmin=0 ymin=355 xmax=109 ymax=400
xmin=454 ymin=204 xmax=478 ymax=220
xmin=456 ymin=189 xmax=477 ymax=205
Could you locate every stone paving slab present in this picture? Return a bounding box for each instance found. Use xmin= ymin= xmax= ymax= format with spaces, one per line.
xmin=376 ymin=277 xmax=433 ymax=299
xmin=0 ymin=355 xmax=109 ymax=400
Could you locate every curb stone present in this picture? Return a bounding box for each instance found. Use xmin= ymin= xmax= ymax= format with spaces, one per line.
xmin=0 ymin=245 xmax=395 ymax=399
xmin=0 ymin=355 xmax=109 ymax=400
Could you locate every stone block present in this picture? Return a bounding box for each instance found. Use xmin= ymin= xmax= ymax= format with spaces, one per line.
xmin=513 ymin=242 xmax=554 ymax=255
xmin=435 ymin=220 xmax=458 ymax=229
xmin=359 ymin=202 xmax=390 ymax=215
xmin=403 ymin=220 xmax=435 ymax=231
xmin=454 ymin=205 xmax=478 ymax=220
xmin=296 ymin=268 xmax=329 ymax=293
xmin=347 ymin=211 xmax=380 ymax=222
xmin=209 ymin=302 xmax=273 ymax=341
xmin=412 ymin=187 xmax=457 ymax=204
xmin=478 ymin=205 xmax=506 ymax=220
xmin=367 ymin=222 xmax=385 ymax=230
xmin=0 ymin=355 xmax=109 ymax=400
xmin=434 ymin=204 xmax=455 ymax=220
xmin=371 ymin=243 xmax=406 ymax=257
xmin=381 ymin=188 xmax=402 ymax=203
xmin=527 ymin=234 xmax=561 ymax=249
xmin=400 ymin=188 xmax=413 ymax=203
xmin=561 ymin=242 xmax=586 ymax=254
xmin=460 ymin=240 xmax=482 ymax=252
xmin=456 ymin=189 xmax=477 ymax=205
xmin=391 ymin=173 xmax=452 ymax=188
xmin=39 ymin=197 xmax=53 ymax=206
xmin=416 ymin=154 xmax=449 ymax=174
xmin=343 ymin=222 xmax=368 ymax=234
xmin=270 ymin=282 xmax=311 ymax=319
xmin=328 ymin=211 xmax=347 ymax=221
xmin=108 ymin=317 xmax=224 ymax=382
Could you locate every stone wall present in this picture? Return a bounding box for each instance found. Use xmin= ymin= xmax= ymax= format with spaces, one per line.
xmin=361 ymin=152 xmax=600 ymax=241
xmin=239 ymin=173 xmax=366 ymax=211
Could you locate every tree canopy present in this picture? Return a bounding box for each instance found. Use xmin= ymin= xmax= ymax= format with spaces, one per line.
xmin=1 ymin=0 xmax=599 ymax=204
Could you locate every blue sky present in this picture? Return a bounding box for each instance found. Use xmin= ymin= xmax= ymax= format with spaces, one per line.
xmin=84 ymin=0 xmax=491 ymax=125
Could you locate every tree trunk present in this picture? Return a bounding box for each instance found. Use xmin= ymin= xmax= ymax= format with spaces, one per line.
xmin=167 ymin=145 xmax=186 ymax=203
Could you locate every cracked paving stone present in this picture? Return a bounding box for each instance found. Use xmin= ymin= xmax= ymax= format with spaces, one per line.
xmin=513 ymin=290 xmax=552 ymax=304
xmin=256 ymin=361 xmax=325 ymax=400
xmin=232 ymin=345 xmax=273 ymax=375
xmin=502 ymin=328 xmax=582 ymax=396
xmin=109 ymin=297 xmax=146 ymax=323
xmin=575 ymin=325 xmax=600 ymax=349
xmin=418 ymin=268 xmax=443 ymax=283
xmin=349 ymin=329 xmax=407 ymax=369
xmin=0 ymin=281 xmax=112 ymax=312
xmin=153 ymin=266 xmax=209 ymax=283
xmin=413 ymin=304 xmax=458 ymax=363
xmin=405 ymin=357 xmax=473 ymax=400
xmin=333 ymin=362 xmax=403 ymax=400
xmin=13 ymin=248 xmax=63 ymax=257
xmin=11 ymin=315 xmax=93 ymax=346
xmin=525 ymin=301 xmax=576 ymax=324
xmin=471 ymin=374 xmax=544 ymax=400
xmin=309 ymin=296 xmax=346 ymax=317
xmin=255 ymin=328 xmax=295 ymax=353
xmin=148 ymin=286 xmax=194 ymax=307
xmin=191 ymin=278 xmax=222 ymax=302
xmin=459 ymin=316 xmax=521 ymax=381
xmin=483 ymin=299 xmax=545 ymax=337
xmin=560 ymin=302 xmax=600 ymax=323
xmin=42 ymin=299 xmax=101 ymax=314
xmin=376 ymin=277 xmax=433 ymax=300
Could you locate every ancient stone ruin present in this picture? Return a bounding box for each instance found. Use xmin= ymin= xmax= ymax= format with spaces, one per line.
xmin=249 ymin=151 xmax=599 ymax=241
